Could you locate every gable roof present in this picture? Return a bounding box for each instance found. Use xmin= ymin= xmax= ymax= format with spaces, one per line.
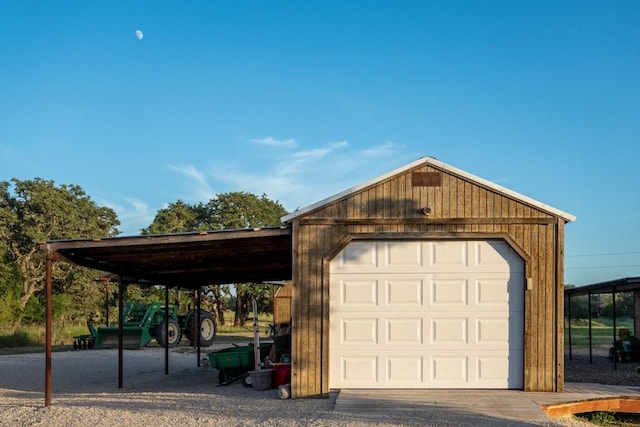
xmin=281 ymin=156 xmax=576 ymax=223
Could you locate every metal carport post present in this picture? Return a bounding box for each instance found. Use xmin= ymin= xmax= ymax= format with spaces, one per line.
xmin=45 ymin=249 xmax=53 ymax=406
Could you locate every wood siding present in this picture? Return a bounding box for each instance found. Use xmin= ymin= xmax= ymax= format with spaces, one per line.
xmin=290 ymin=164 xmax=567 ymax=397
xmin=273 ymin=282 xmax=293 ymax=326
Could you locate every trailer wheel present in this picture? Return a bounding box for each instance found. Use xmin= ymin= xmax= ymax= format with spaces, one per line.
xmin=188 ymin=311 xmax=217 ymax=347
xmin=218 ymin=369 xmax=234 ymax=384
xmin=156 ymin=318 xmax=181 ymax=347
xmin=241 ymin=373 xmax=253 ymax=388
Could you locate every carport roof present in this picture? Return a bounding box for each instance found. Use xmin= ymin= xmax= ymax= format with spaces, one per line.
xmin=41 ymin=226 xmax=292 ymax=288
xmin=565 ymin=277 xmax=640 ymax=297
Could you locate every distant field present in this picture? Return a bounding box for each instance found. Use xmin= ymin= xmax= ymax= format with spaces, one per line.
xmin=565 ymin=318 xmax=633 ymax=346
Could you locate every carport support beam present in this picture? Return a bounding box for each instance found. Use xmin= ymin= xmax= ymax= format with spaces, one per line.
xmin=567 ymin=295 xmax=572 ymax=360
xmin=165 ymin=285 xmax=169 ymax=375
xmin=588 ymin=291 xmax=593 ymax=364
xmin=45 ymin=255 xmax=53 ymax=407
xmin=613 ymin=288 xmax=617 ymax=371
xmin=118 ymin=276 xmax=124 ymax=388
xmin=197 ymin=288 xmax=201 ymax=367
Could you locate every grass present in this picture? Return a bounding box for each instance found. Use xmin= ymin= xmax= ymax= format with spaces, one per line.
xmin=577 ymin=411 xmax=640 ymax=427
xmin=565 ymin=318 xmax=633 ymax=346
xmin=0 ymin=310 xmax=274 ymax=354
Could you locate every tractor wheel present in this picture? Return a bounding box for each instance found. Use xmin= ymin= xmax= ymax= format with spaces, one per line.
xmin=156 ymin=318 xmax=181 ymax=348
xmin=188 ymin=311 xmax=217 ymax=347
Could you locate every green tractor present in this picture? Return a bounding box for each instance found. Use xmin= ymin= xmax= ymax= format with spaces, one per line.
xmin=75 ymin=301 xmax=217 ymax=349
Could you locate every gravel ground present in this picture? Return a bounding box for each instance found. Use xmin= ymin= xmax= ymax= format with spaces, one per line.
xmin=565 ymin=345 xmax=640 ymax=386
xmin=0 ymin=343 xmax=628 ymax=427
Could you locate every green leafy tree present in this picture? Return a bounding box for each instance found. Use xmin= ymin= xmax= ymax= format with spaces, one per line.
xmin=141 ymin=200 xmax=204 ymax=234
xmin=144 ymin=191 xmax=287 ymax=326
xmin=602 ymin=292 xmax=634 ymax=319
xmin=0 ymin=178 xmax=120 ymax=326
xmin=204 ymin=192 xmax=287 ymax=326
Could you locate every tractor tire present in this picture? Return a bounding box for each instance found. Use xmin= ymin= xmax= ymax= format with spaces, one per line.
xmin=187 ymin=310 xmax=217 ymax=347
xmin=156 ymin=318 xmax=181 ymax=348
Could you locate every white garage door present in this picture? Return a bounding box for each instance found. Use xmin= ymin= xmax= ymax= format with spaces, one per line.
xmin=329 ymin=240 xmax=524 ymax=389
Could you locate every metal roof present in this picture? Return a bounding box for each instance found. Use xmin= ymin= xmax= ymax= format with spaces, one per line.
xmin=565 ymin=277 xmax=640 ymax=296
xmin=42 ymin=226 xmax=292 ymax=288
xmin=282 ymin=156 xmax=576 ymax=223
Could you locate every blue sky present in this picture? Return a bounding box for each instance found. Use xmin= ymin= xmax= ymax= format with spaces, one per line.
xmin=1 ymin=1 xmax=638 ymax=286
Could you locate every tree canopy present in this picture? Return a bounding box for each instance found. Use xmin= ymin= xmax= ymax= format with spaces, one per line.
xmin=0 ymin=181 xmax=288 ymax=329
xmin=0 ymin=178 xmax=120 ymax=326
xmin=143 ymin=191 xmax=288 ymax=326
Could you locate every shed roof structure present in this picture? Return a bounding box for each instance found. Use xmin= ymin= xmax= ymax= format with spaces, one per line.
xmin=43 ymin=226 xmax=292 ymax=287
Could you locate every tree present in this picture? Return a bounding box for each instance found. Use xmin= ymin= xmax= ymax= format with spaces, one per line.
xmin=204 ymin=192 xmax=287 ymax=326
xmin=0 ymin=178 xmax=120 ymax=326
xmin=143 ymin=191 xmax=288 ymax=326
xmin=602 ymin=292 xmax=634 ymax=319
xmin=141 ymin=200 xmax=204 ymax=234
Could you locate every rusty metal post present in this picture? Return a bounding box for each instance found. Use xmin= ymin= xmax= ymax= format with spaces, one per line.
xmin=196 ymin=287 xmax=201 ymax=367
xmin=45 ymin=253 xmax=53 ymax=406
xmin=165 ymin=285 xmax=169 ymax=375
xmin=613 ymin=288 xmax=617 ymax=371
xmin=105 ymin=279 xmax=110 ymax=327
xmin=118 ymin=276 xmax=124 ymax=388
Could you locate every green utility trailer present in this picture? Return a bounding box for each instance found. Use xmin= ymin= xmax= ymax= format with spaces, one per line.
xmin=208 ymin=343 xmax=272 ymax=386
xmin=75 ymin=301 xmax=217 ymax=349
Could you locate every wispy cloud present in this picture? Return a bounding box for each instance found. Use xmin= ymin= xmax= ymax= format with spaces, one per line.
xmin=169 ymin=164 xmax=216 ymax=202
xmin=207 ymin=138 xmax=407 ymax=214
xmin=102 ymin=197 xmax=154 ymax=235
xmin=360 ymin=140 xmax=396 ymax=157
xmin=251 ymin=136 xmax=297 ymax=147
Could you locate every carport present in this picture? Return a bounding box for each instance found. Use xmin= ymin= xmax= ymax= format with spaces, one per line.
xmin=41 ymin=226 xmax=292 ymax=406
xmin=565 ymin=277 xmax=640 ymax=366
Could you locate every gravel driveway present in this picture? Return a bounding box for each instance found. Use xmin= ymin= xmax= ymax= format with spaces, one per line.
xmin=0 ymin=344 xmax=621 ymax=426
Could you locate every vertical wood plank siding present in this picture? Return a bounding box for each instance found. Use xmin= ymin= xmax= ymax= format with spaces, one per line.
xmin=291 ymin=165 xmax=565 ymax=397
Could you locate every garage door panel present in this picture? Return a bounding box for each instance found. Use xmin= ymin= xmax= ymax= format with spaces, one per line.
xmin=338 ymin=355 xmax=379 ymax=383
xmin=431 ymin=356 xmax=469 ymax=384
xmin=338 ymin=279 xmax=378 ymax=306
xmin=386 ymin=356 xmax=424 ymax=383
xmin=476 ymin=279 xmax=511 ymax=305
xmin=430 ymin=241 xmax=470 ymax=269
xmin=476 ymin=351 xmax=524 ymax=387
xmin=386 ymin=317 xmax=423 ymax=345
xmin=383 ymin=241 xmax=423 ymax=268
xmin=333 ymin=241 xmax=378 ymax=272
xmin=431 ymin=278 xmax=468 ymax=306
xmin=476 ymin=317 xmax=510 ymax=343
xmin=386 ymin=279 xmax=424 ymax=306
xmin=338 ymin=317 xmax=378 ymax=345
xmin=474 ymin=240 xmax=525 ymax=273
xmin=430 ymin=317 xmax=468 ymax=345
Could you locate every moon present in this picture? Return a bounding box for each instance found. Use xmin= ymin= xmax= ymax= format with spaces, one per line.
xmin=135 ymin=30 xmax=144 ymax=40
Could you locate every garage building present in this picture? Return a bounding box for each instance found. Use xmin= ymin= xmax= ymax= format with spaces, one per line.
xmin=283 ymin=157 xmax=574 ymax=397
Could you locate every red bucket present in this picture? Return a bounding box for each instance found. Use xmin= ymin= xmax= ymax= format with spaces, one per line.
xmin=271 ymin=363 xmax=291 ymax=388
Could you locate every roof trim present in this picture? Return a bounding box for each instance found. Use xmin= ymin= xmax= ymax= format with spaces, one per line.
xmin=281 ymin=156 xmax=576 ymax=222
